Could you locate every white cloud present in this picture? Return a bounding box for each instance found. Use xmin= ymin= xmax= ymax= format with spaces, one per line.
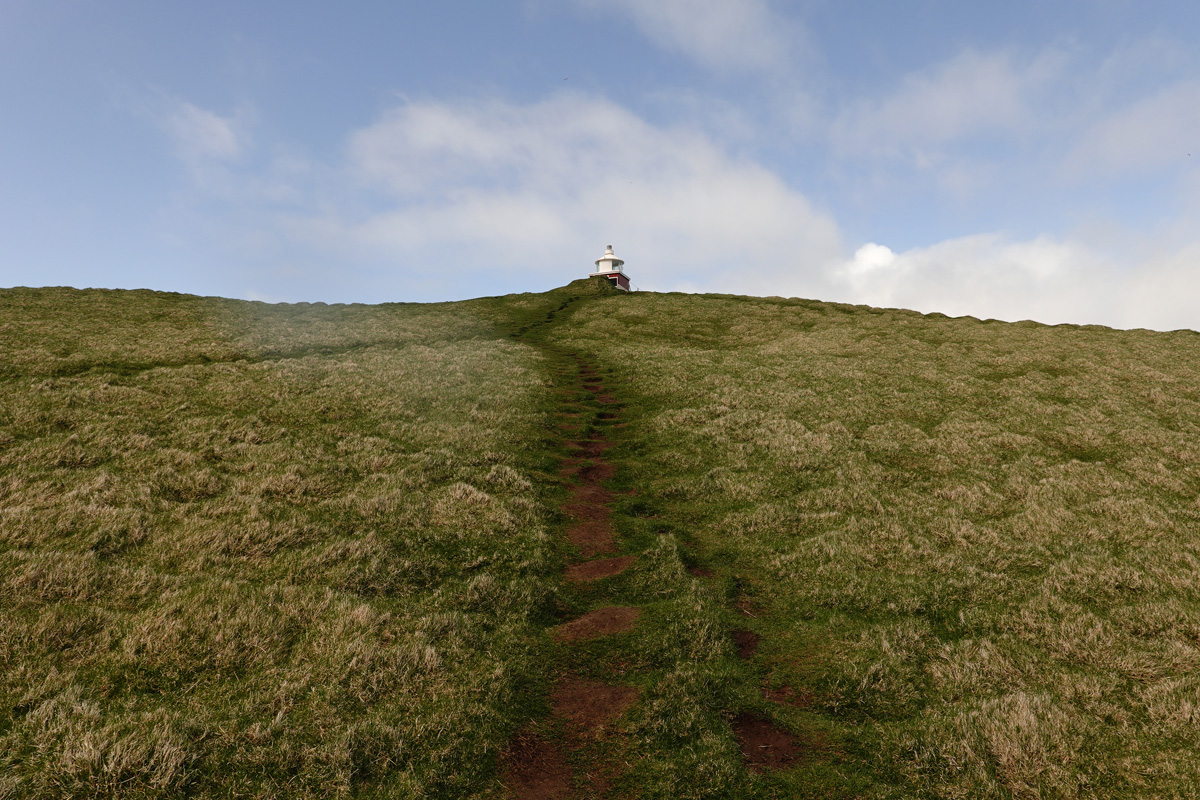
xmin=163 ymin=101 xmax=250 ymax=163
xmin=1119 ymin=243 xmax=1200 ymax=330
xmin=831 ymin=49 xmax=1063 ymax=160
xmin=149 ymin=49 xmax=1200 ymax=326
xmin=302 ymin=92 xmax=842 ymax=294
xmin=570 ymin=0 xmax=796 ymax=74
xmin=831 ymin=232 xmax=1200 ymax=332
xmin=833 ymin=234 xmax=1099 ymax=322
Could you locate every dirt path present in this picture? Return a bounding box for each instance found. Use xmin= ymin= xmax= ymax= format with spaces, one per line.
xmin=502 ymin=352 xmax=641 ymax=800
xmin=501 ymin=289 xmax=814 ymax=796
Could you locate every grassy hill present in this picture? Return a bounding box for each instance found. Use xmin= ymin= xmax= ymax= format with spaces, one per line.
xmin=2 ymin=283 xmax=1199 ymax=798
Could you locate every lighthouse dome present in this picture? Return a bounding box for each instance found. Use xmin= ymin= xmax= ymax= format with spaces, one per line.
xmin=594 ymin=244 xmax=624 ymax=268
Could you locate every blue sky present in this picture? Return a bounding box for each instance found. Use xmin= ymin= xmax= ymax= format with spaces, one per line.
xmin=4 ymin=1 xmax=1200 ymax=329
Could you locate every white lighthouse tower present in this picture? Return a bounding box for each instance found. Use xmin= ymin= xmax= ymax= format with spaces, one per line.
xmin=589 ymin=244 xmax=632 ymax=291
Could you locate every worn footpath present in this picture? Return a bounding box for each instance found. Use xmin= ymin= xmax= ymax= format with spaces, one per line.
xmin=498 ymin=287 xmax=812 ymax=799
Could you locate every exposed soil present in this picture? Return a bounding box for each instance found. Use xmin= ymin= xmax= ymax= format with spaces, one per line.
xmin=502 ymin=730 xmax=572 ymax=800
xmin=564 ymin=483 xmax=613 ymax=510
xmin=552 ymin=677 xmax=638 ymax=730
xmin=566 ymin=519 xmax=617 ymax=557
xmin=579 ymin=461 xmax=617 ymax=483
xmin=687 ymin=566 xmax=714 ymax=578
xmin=566 ymin=555 xmax=635 ymax=582
xmin=505 ymin=339 xmax=643 ymax=797
xmin=551 ymin=606 xmax=642 ymax=643
xmin=733 ymin=713 xmax=803 ymax=773
xmin=733 ymin=630 xmax=760 ymax=660
xmin=561 ymin=435 xmax=619 ymax=556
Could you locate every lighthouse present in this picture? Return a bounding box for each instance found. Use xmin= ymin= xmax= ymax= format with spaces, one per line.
xmin=589 ymin=245 xmax=632 ymax=291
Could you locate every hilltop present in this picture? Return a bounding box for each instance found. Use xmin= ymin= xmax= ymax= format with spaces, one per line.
xmin=2 ymin=282 xmax=1199 ymax=799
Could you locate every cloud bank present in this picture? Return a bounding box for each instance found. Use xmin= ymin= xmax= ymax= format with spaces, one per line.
xmin=153 ymin=26 xmax=1200 ymax=332
xmin=835 ymin=235 xmax=1200 ymax=332
xmin=160 ymin=89 xmax=1200 ymax=331
xmin=295 ymin=92 xmax=844 ymax=296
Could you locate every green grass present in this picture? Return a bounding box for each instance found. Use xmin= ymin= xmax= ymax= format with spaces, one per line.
xmin=4 ymin=282 xmax=1200 ymax=798
xmin=0 ymin=287 xmax=569 ymax=798
xmin=551 ymin=292 xmax=1200 ymax=799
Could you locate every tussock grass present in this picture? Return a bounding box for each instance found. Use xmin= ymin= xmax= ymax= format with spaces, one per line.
xmin=9 ymin=280 xmax=1200 ymax=797
xmin=551 ymin=292 xmax=1200 ymax=798
xmin=0 ymin=287 xmax=562 ymax=798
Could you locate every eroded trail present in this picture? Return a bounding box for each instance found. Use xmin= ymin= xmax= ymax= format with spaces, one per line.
xmin=500 ymin=288 xmax=821 ymax=798
xmin=502 ymin=354 xmax=641 ymax=799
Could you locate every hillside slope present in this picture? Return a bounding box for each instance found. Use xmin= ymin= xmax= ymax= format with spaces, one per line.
xmin=553 ymin=291 xmax=1200 ymax=798
xmin=3 ymin=284 xmax=1199 ymax=798
xmin=0 ymin=287 xmax=569 ymax=798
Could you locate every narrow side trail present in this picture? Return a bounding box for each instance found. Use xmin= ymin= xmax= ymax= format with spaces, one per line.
xmin=497 ymin=285 xmax=816 ymax=798
xmin=500 ymin=294 xmax=643 ymax=799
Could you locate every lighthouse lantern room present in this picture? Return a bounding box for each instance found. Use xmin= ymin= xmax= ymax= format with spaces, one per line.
xmin=589 ymin=245 xmax=632 ymax=291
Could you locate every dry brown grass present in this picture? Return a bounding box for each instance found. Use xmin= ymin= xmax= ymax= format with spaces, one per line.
xmin=0 ymin=287 xmax=560 ymax=798
xmin=551 ymin=292 xmax=1200 ymax=798
xmin=10 ymin=282 xmax=1200 ymax=797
